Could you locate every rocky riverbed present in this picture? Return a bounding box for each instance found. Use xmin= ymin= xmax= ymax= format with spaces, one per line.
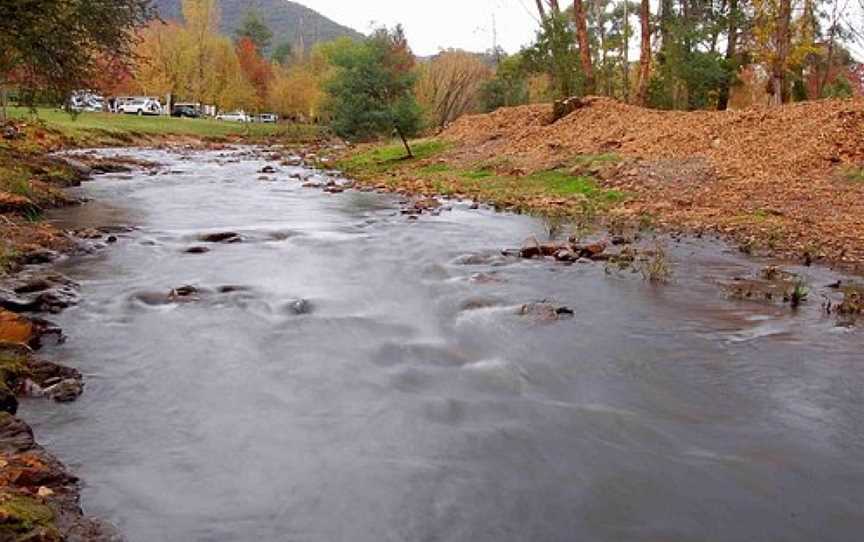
xmin=3 ymin=145 xmax=863 ymax=541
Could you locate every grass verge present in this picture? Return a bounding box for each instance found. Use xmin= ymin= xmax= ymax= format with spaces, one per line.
xmin=335 ymin=139 xmax=625 ymax=217
xmin=8 ymin=107 xmax=321 ymax=145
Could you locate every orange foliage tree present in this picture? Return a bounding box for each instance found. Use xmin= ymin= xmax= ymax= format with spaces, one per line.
xmin=235 ymin=37 xmax=272 ymax=111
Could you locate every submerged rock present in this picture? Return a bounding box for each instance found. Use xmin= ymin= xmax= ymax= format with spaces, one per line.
xmin=199 ymin=232 xmax=242 ymax=244
xmin=42 ymin=379 xmax=83 ymax=403
xmin=285 ymin=299 xmax=313 ymax=315
xmin=518 ymin=302 xmax=575 ymax=321
xmin=18 ymin=249 xmax=59 ymax=266
xmin=184 ymin=246 xmax=210 ymax=255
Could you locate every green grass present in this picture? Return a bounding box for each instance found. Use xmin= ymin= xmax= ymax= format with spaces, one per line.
xmin=7 ymin=107 xmax=321 ymax=144
xmin=524 ymin=170 xmax=624 ymax=201
xmin=336 ymin=139 xmax=452 ymax=175
xmin=461 ymin=169 xmax=495 ymax=180
xmin=842 ymin=166 xmax=864 ymax=183
xmin=451 ymin=168 xmax=624 ymax=204
xmin=336 ymin=140 xmax=625 ymax=217
xmin=0 ymin=168 xmax=34 ymax=198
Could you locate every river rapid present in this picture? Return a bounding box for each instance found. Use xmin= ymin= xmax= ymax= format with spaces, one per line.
xmin=20 ymin=147 xmax=864 ymax=541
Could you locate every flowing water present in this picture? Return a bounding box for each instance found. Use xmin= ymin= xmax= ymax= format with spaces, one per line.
xmin=21 ymin=148 xmax=864 ymax=541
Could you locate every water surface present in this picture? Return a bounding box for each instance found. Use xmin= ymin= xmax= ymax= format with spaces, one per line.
xmin=23 ymin=148 xmax=864 ymax=541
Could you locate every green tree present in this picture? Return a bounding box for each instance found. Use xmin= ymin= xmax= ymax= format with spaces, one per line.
xmin=521 ymin=13 xmax=584 ymax=99
xmin=480 ymin=54 xmax=529 ymax=111
xmin=325 ymin=26 xmax=422 ymax=157
xmin=0 ymin=0 xmax=154 ymax=114
xmin=272 ymin=42 xmax=294 ymax=66
xmin=234 ymin=9 xmax=273 ymax=52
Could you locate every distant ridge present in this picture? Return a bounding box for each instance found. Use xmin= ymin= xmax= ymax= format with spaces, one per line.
xmin=151 ymin=0 xmax=364 ymax=51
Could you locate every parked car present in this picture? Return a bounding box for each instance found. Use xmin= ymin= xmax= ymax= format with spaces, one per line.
xmin=69 ymin=91 xmax=105 ymax=113
xmin=255 ymin=113 xmax=278 ymax=123
xmin=216 ymin=111 xmax=250 ymax=122
xmin=119 ymin=98 xmax=162 ymax=116
xmin=171 ymin=104 xmax=200 ymax=118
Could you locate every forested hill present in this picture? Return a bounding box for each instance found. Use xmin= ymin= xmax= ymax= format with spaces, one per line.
xmin=151 ymin=0 xmax=364 ymax=49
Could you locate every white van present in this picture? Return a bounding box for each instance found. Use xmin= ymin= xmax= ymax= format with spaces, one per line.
xmin=119 ymin=98 xmax=162 ymax=116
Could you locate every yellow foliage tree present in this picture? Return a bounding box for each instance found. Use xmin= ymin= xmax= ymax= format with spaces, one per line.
xmin=130 ymin=0 xmax=258 ymax=112
xmin=750 ymin=0 xmax=816 ymax=105
xmin=415 ymin=50 xmax=492 ymax=129
xmin=268 ymin=64 xmax=324 ymax=121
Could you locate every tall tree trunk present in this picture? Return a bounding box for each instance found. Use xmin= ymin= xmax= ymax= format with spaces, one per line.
xmin=621 ymin=0 xmax=630 ymax=101
xmin=535 ymin=0 xmax=547 ymax=19
xmin=659 ymin=0 xmax=674 ymax=62
xmin=573 ymin=0 xmax=595 ymax=95
xmin=772 ymin=0 xmax=792 ymax=106
xmin=549 ymin=0 xmax=561 ymax=13
xmin=636 ymin=0 xmax=652 ymax=106
xmin=717 ymin=0 xmax=738 ymax=110
xmin=818 ymin=0 xmax=841 ymax=97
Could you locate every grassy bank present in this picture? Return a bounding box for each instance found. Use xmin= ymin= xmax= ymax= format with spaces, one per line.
xmin=0 ymin=107 xmax=325 ymax=275
xmin=7 ymin=107 xmax=320 ymax=146
xmin=334 ymin=139 xmax=625 ymax=218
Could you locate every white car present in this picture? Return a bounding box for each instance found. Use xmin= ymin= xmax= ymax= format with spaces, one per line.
xmin=216 ymin=111 xmax=250 ymax=122
xmin=69 ymin=91 xmax=105 ymax=112
xmin=119 ymin=98 xmax=162 ymax=116
xmin=255 ymin=113 xmax=278 ymax=123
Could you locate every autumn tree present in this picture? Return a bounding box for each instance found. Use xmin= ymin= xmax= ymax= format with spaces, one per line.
xmin=268 ymin=63 xmax=324 ymax=121
xmin=133 ymin=14 xmax=257 ymax=112
xmin=236 ymin=37 xmax=273 ymax=110
xmin=416 ymin=51 xmax=492 ymax=129
xmin=235 ymin=10 xmax=273 ymax=53
xmin=183 ymin=0 xmax=221 ymax=102
xmin=0 ymin=0 xmax=154 ymax=115
xmin=326 ymin=26 xmax=422 ymax=157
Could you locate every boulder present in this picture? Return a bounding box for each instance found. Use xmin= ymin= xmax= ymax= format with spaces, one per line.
xmin=0 ymin=412 xmax=35 ymax=453
xmin=199 ymin=232 xmax=242 ymax=243
xmin=18 ymin=249 xmax=58 ymax=265
xmin=519 ymin=241 xmax=562 ymax=259
xmin=518 ymin=302 xmax=575 ymax=321
xmin=184 ymin=246 xmax=210 ymax=255
xmin=43 ymin=379 xmax=83 ymax=403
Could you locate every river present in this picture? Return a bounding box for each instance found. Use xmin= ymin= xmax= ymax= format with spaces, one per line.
xmin=20 ymin=147 xmax=864 ymax=541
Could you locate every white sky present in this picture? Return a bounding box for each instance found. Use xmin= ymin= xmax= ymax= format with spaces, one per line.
xmin=298 ymin=0 xmax=544 ymax=56
xmin=300 ymin=0 xmax=864 ymax=59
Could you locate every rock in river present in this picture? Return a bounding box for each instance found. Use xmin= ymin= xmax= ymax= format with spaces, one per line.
xmin=199 ymin=232 xmax=242 ymax=244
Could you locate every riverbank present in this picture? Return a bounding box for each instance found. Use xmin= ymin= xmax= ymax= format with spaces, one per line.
xmin=0 ymin=112 xmax=324 ymax=539
xmin=331 ymin=96 xmax=864 ymax=272
xmin=1 ymin=110 xmax=322 ymax=270
xmin=23 ymin=145 xmax=864 ymax=540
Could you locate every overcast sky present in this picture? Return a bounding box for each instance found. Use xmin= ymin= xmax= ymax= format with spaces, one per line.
xmin=298 ymin=0 xmax=543 ymax=56
xmin=298 ymin=0 xmax=864 ymax=59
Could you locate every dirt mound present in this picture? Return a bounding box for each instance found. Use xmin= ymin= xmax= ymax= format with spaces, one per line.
xmin=441 ymin=97 xmax=864 ymax=265
xmin=443 ymin=96 xmax=864 ymax=179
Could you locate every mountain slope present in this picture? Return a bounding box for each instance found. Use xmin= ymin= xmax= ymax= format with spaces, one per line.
xmin=151 ymin=0 xmax=364 ymax=50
